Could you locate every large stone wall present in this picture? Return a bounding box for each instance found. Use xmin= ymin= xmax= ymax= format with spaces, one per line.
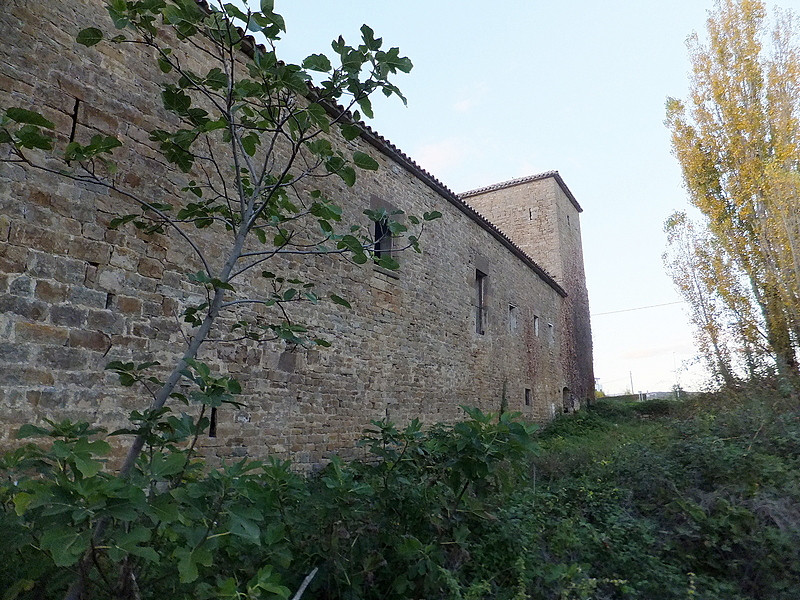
xmin=463 ymin=175 xmax=595 ymax=407
xmin=0 ymin=0 xmax=591 ymax=466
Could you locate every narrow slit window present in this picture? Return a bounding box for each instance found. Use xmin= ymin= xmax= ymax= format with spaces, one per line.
xmin=476 ymin=270 xmax=487 ymax=335
xmin=525 ymin=388 xmax=532 ymax=406
xmin=209 ymin=406 xmax=218 ymax=438
xmin=533 ymin=314 xmax=540 ymax=337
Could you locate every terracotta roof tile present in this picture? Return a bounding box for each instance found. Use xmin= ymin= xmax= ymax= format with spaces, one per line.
xmin=461 ymin=171 xmax=583 ymax=213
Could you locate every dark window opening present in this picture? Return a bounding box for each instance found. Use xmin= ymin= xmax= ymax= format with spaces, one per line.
xmin=476 ymin=270 xmax=487 ymax=334
xmin=374 ymin=218 xmax=392 ymax=260
xmin=525 ymin=388 xmax=532 ymax=406
xmin=509 ymin=304 xmax=518 ymax=333
xmin=209 ymin=406 xmax=218 ymax=438
xmin=69 ymin=98 xmax=81 ymax=145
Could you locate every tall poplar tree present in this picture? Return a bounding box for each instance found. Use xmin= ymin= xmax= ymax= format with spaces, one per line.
xmin=664 ymin=211 xmax=768 ymax=385
xmin=666 ymin=0 xmax=800 ymax=390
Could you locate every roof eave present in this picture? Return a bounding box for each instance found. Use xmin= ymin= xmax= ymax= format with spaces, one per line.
xmin=460 ymin=171 xmax=583 ymax=213
xmin=187 ymin=1 xmax=568 ymax=297
xmin=358 ymin=127 xmax=567 ymax=297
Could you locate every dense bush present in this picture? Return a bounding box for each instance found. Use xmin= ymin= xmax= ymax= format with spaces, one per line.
xmin=0 ymin=407 xmax=538 ymax=600
xmin=3 ymin=395 xmax=800 ymax=599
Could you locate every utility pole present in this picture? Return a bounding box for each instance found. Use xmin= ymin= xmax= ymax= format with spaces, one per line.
xmin=673 ymin=352 xmax=680 ymax=399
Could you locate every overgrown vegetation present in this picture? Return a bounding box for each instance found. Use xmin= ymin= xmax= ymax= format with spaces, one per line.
xmin=0 ymin=406 xmax=538 ymax=599
xmin=522 ymin=392 xmax=800 ymax=599
xmin=4 ymin=1 xmax=798 ymax=598
xmin=3 ymin=392 xmax=800 ymax=599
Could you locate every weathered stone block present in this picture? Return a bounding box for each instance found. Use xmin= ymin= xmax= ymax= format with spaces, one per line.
xmin=109 ymin=246 xmax=138 ymax=271
xmin=0 ymin=342 xmax=30 ymax=363
xmin=27 ymin=251 xmax=86 ymax=285
xmin=130 ymin=322 xmax=156 ymax=339
xmin=141 ymin=300 xmax=163 ymax=317
xmin=109 ymin=334 xmax=148 ymax=352
xmin=138 ymin=262 xmax=164 ymax=288
xmin=9 ymin=222 xmax=70 ymax=256
xmin=9 ymin=275 xmax=33 ymax=296
xmin=82 ymin=223 xmax=107 ymax=241
xmin=96 ymin=268 xmax=129 ymax=292
xmin=35 ymin=280 xmax=69 ymax=303
xmin=15 ymin=321 xmax=70 ymax=345
xmin=39 ymin=346 xmax=93 ymax=371
xmin=0 ymin=295 xmax=48 ymax=321
xmin=3 ymin=366 xmax=55 ymax=386
xmin=114 ymin=295 xmax=142 ymax=315
xmin=68 ymin=330 xmax=112 ymax=352
xmin=68 ymin=286 xmax=109 ymax=309
xmin=67 ymin=238 xmax=112 ymax=264
xmin=0 ymin=243 xmax=28 ymax=274
xmin=83 ymin=307 xmax=125 ymax=335
xmin=27 ymin=388 xmax=65 ymax=409
xmin=50 ymin=304 xmax=88 ymax=327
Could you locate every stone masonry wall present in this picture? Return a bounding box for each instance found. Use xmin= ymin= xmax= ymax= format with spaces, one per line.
xmin=463 ymin=175 xmax=595 ymax=407
xmin=0 ymin=0 xmax=584 ymax=466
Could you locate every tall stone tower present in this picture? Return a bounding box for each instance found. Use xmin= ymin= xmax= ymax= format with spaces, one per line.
xmin=461 ymin=171 xmax=594 ymax=408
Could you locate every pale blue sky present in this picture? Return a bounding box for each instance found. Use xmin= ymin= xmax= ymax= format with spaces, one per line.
xmin=262 ymin=0 xmax=800 ymax=394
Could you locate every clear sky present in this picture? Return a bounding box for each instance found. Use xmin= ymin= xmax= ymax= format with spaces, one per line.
xmin=262 ymin=0 xmax=800 ymax=395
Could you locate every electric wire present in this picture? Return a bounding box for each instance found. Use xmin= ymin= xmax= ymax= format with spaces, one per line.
xmin=592 ymin=300 xmax=684 ymax=317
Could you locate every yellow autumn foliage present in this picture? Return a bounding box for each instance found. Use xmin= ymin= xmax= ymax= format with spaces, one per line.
xmin=666 ymin=0 xmax=800 ymax=388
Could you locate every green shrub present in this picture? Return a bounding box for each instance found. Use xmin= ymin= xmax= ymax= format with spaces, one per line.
xmin=0 ymin=407 xmax=540 ymax=600
xmin=4 ymin=391 xmax=800 ymax=599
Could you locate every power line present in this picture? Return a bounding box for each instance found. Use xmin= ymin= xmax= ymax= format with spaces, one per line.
xmin=592 ymin=300 xmax=684 ymax=317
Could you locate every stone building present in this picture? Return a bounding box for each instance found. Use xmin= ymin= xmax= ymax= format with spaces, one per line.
xmin=0 ymin=0 xmax=593 ymax=465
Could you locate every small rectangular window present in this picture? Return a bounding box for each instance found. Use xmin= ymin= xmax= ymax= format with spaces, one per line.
xmin=533 ymin=314 xmax=540 ymax=337
xmin=476 ymin=270 xmax=487 ymax=335
xmin=525 ymin=388 xmax=532 ymax=406
xmin=508 ymin=304 xmax=518 ymax=333
xmin=374 ymin=218 xmax=392 ymax=260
